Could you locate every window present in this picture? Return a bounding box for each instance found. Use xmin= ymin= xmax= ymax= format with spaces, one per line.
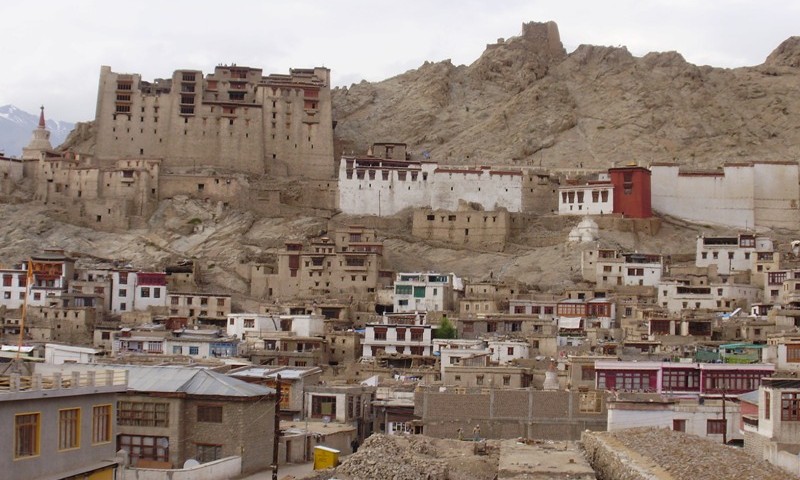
xmin=2 ymin=274 xmax=11 ymax=286
xmin=707 ymin=419 xmax=726 ymax=435
xmin=782 ymin=392 xmax=800 ymax=421
xmin=413 ymin=286 xmax=426 ymax=298
xmin=140 ymin=287 xmax=150 ymax=298
xmin=410 ymin=329 xmax=424 ymax=341
xmin=701 ymin=252 xmax=708 ymax=259
xmin=119 ymin=289 xmax=127 ymax=297
xmin=503 ymin=375 xmax=511 ymax=386
xmin=171 ymin=296 xmax=179 ymax=305
xmin=173 ymin=346 xmax=182 ymax=354
xmin=581 ymin=365 xmax=596 ymax=381
xmin=765 ymin=391 xmax=771 ymax=420
xmin=15 ymin=413 xmax=40 ymax=458
xmin=243 ymin=318 xmax=255 ymax=328
xmin=56 ymin=408 xmax=81 ymax=450
xmin=662 ymin=369 xmax=700 ymax=391
xmin=189 ymin=346 xmax=199 ymax=355
xmin=197 ymin=405 xmax=223 ymax=423
xmin=217 ymin=298 xmax=226 ymax=307
xmin=712 ymin=252 xmax=718 ymax=259
xmin=117 ymin=401 xmax=169 ymax=427
xmin=373 ymin=328 xmax=387 ymax=340
xmin=311 ymin=395 xmax=337 ymax=418
xmin=507 ymin=347 xmax=514 ymax=356
xmin=787 ymin=344 xmax=800 ymax=363
xmin=673 ymin=419 xmax=686 ymax=432
xmin=92 ymin=405 xmax=112 ymax=444
xmin=196 ymin=444 xmax=222 ymax=463
xmin=476 ymin=375 xmax=484 ymax=385
xmin=117 ymin=435 xmax=169 ymax=463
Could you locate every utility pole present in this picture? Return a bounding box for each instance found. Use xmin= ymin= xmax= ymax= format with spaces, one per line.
xmin=721 ymin=390 xmax=727 ymax=445
xmin=272 ymin=374 xmax=282 ymax=480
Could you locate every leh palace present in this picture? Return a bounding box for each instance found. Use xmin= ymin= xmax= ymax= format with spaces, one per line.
xmin=2 ymin=20 xmax=800 ymax=480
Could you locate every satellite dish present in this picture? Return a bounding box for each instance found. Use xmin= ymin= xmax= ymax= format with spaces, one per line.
xmin=183 ymin=459 xmax=200 ymax=469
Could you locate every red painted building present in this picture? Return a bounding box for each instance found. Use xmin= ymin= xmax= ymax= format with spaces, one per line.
xmin=608 ymin=166 xmax=652 ymax=218
xmin=594 ymin=361 xmax=775 ymax=396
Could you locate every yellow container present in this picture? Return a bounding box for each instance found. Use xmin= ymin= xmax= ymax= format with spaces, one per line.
xmin=313 ymin=445 xmax=340 ymax=470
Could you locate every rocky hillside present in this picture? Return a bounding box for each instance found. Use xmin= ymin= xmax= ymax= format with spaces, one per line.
xmin=333 ymin=21 xmax=800 ymax=169
xmin=5 ymin=20 xmax=798 ymax=297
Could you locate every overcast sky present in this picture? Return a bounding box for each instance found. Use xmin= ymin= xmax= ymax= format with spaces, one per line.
xmin=2 ymin=0 xmax=798 ymax=123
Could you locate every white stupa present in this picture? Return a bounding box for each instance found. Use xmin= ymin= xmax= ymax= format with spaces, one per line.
xmin=568 ymin=217 xmax=598 ymax=243
xmin=22 ymin=106 xmax=54 ymax=160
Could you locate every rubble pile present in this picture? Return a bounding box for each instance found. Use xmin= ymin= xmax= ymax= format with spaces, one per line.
xmin=334 ymin=434 xmax=448 ymax=480
xmin=604 ymin=428 xmax=789 ymax=480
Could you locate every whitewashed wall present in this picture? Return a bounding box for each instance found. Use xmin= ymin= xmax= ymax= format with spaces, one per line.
xmin=339 ymin=162 xmax=524 ymax=215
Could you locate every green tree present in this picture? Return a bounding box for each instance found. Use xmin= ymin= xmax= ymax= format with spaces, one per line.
xmin=435 ymin=316 xmax=457 ymax=339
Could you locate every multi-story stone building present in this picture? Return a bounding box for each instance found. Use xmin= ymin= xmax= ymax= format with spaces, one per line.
xmin=412 ymin=207 xmax=510 ymax=251
xmin=167 ymin=292 xmax=231 ymax=327
xmin=94 ymin=64 xmax=334 ymax=180
xmin=263 ymin=226 xmax=392 ymax=301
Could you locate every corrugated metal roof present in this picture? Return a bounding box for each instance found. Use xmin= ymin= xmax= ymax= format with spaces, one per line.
xmin=121 ymin=365 xmax=274 ymax=397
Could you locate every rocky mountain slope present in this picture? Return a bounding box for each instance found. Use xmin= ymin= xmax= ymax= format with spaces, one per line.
xmin=3 ymin=21 xmax=798 ymax=298
xmin=332 ymin=21 xmax=800 ymax=169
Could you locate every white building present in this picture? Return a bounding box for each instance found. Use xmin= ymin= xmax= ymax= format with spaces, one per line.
xmin=227 ymin=313 xmax=282 ymax=339
xmin=583 ymin=248 xmax=664 ymax=287
xmin=651 ymin=161 xmax=800 ymax=230
xmin=362 ymin=317 xmax=433 ymax=358
xmin=0 ymin=267 xmax=28 ymax=309
xmin=557 ymin=181 xmax=613 ymax=216
xmin=166 ymin=331 xmax=238 ymax=359
xmin=607 ymin=396 xmax=741 ymax=444
xmin=338 ymin=157 xmax=525 ymax=216
xmin=658 ymin=281 xmax=762 ymax=314
xmin=25 ymin=250 xmax=75 ymax=307
xmin=761 ymin=335 xmax=800 ymax=373
xmin=393 ymin=272 xmax=460 ymax=313
xmin=695 ymin=234 xmax=773 ymax=275
xmin=110 ymin=270 xmax=168 ymax=314
xmin=44 ymin=343 xmax=102 ymax=364
xmin=434 ymin=339 xmax=488 ymax=376
xmin=487 ymin=339 xmax=530 ymax=364
xmin=745 ymin=377 xmax=800 ymax=475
